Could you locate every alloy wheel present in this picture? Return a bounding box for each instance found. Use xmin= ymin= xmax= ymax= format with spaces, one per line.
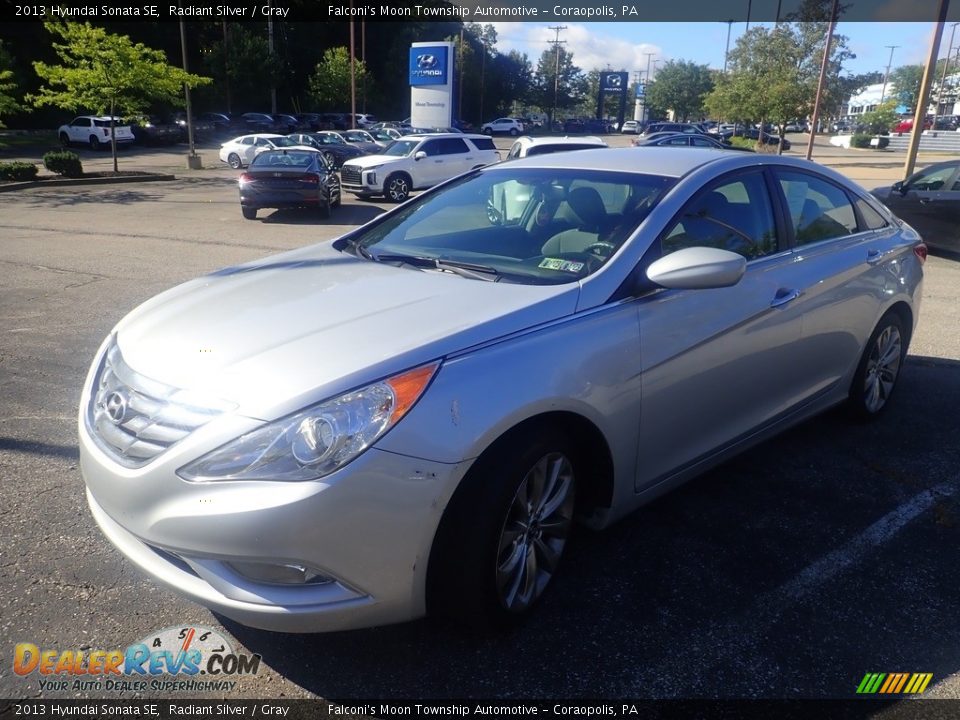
xmin=495 ymin=451 xmax=575 ymax=613
xmin=863 ymin=324 xmax=902 ymax=414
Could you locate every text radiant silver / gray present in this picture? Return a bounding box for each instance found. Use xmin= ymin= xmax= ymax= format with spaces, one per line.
xmin=79 ymin=148 xmax=925 ymax=632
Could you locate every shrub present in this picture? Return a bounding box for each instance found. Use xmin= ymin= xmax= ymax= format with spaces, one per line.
xmin=43 ymin=149 xmax=84 ymax=177
xmin=850 ymin=134 xmax=890 ymax=149
xmin=0 ymin=161 xmax=39 ymax=181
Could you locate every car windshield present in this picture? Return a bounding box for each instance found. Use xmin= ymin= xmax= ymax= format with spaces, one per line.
xmin=321 ymin=134 xmax=346 ymax=145
xmin=343 ymin=131 xmax=369 ymax=142
xmin=251 ymin=150 xmax=316 ymax=168
xmin=383 ymin=140 xmax=419 ymax=157
xmin=343 ymin=168 xmax=674 ymax=285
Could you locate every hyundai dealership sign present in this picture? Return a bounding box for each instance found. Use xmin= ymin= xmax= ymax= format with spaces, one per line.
xmin=409 ymin=46 xmax=448 ymax=85
xmin=409 ymin=41 xmax=454 ymax=128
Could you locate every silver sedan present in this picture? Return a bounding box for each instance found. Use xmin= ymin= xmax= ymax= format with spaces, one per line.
xmin=79 ymin=148 xmax=925 ymax=632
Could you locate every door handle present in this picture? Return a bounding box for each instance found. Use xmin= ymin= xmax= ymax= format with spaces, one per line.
xmin=770 ymin=288 xmax=801 ymax=308
xmin=918 ymin=198 xmax=935 ymax=204
xmin=867 ymin=249 xmax=889 ymax=265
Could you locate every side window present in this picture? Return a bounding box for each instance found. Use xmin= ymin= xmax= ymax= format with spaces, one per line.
xmin=905 ymin=165 xmax=955 ymax=191
xmin=665 ymin=137 xmax=689 ymax=146
xmin=240 ymin=137 xmax=254 ymax=146
xmin=470 ymin=137 xmax=496 ymax=151
xmin=661 ymin=172 xmax=778 ymax=260
xmin=777 ymin=171 xmax=857 ymax=245
xmin=855 ymin=197 xmax=889 ymax=231
xmin=420 ymin=140 xmax=442 ymax=156
xmin=438 ymin=138 xmax=469 ymax=154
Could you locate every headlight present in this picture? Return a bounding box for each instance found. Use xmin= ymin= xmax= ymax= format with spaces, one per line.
xmin=177 ymin=362 xmax=440 ymax=482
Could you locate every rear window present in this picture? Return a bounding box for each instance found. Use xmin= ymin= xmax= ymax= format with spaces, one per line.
xmin=251 ymin=151 xmax=316 ymax=168
xmin=470 ymin=137 xmax=496 ymax=151
xmin=94 ymin=120 xmax=119 ymax=127
xmin=526 ymin=144 xmax=604 ymax=156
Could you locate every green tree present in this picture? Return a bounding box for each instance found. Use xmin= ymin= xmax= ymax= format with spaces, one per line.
xmin=31 ymin=22 xmax=210 ymax=171
xmin=858 ymin=100 xmax=898 ymax=134
xmin=0 ymin=40 xmax=21 ymax=127
xmin=203 ymin=26 xmax=284 ymax=114
xmin=707 ymin=27 xmax=811 ymax=153
xmin=307 ymin=47 xmax=372 ymax=114
xmin=888 ymin=65 xmax=924 ymax=111
xmin=532 ymin=45 xmax=587 ymax=126
xmin=644 ymin=60 xmax=714 ymax=122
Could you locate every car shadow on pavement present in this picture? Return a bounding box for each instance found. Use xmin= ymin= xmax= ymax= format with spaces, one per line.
xmin=222 ymin=356 xmax=960 ymax=700
xmin=0 ymin=436 xmax=79 ymax=460
xmin=258 ymin=205 xmax=385 ymax=225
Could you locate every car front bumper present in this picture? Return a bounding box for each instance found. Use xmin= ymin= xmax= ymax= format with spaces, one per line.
xmin=80 ymin=422 xmax=468 ymax=632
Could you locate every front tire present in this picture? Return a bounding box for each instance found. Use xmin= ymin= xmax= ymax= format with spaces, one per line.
xmin=848 ymin=312 xmax=906 ymax=419
xmin=59 ymin=132 xmax=70 ymax=147
xmin=384 ymin=173 xmax=411 ymax=203
xmin=228 ymin=153 xmax=242 ymax=170
xmin=428 ymin=427 xmax=577 ymax=628
xmin=241 ymin=206 xmax=257 ymax=220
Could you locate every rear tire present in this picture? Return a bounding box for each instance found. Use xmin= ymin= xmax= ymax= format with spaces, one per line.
xmin=509 ymin=128 xmax=519 ymax=136
xmin=89 ymin=136 xmax=100 ymax=150
xmin=428 ymin=426 xmax=577 ymax=629
xmin=319 ymin=200 xmax=331 ymax=219
xmin=241 ymin=206 xmax=257 ymax=220
xmin=847 ymin=312 xmax=907 ymax=420
xmin=228 ymin=153 xmax=242 ymax=170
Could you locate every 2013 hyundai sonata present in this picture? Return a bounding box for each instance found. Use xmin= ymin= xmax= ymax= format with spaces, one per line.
xmin=80 ymin=148 xmax=925 ymax=632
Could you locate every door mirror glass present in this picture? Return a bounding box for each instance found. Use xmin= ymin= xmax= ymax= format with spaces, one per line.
xmin=414 ymin=150 xmax=427 ymax=161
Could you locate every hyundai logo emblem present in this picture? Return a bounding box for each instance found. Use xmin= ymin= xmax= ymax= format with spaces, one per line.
xmin=417 ymin=54 xmax=439 ymax=70
xmin=607 ymin=75 xmax=622 ymax=88
xmin=105 ymin=391 xmax=128 ymax=424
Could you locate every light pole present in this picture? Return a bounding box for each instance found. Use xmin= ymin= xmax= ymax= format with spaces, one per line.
xmin=723 ymin=20 xmax=734 ymax=73
xmin=178 ymin=9 xmax=200 ymax=169
xmin=935 ymin=23 xmax=959 ymax=119
xmin=879 ymin=45 xmax=899 ymax=105
xmin=806 ymin=0 xmax=839 ymax=161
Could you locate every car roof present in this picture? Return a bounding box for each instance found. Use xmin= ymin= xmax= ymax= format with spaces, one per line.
xmin=397 ymin=132 xmax=489 ymax=140
xmin=493 ymin=147 xmax=865 ymax=190
xmin=515 ymin=135 xmax=606 ymax=147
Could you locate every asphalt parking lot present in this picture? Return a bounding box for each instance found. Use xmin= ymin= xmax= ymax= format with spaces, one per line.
xmin=1 ymin=141 xmax=959 ymax=702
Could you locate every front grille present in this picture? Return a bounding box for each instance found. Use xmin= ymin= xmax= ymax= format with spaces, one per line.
xmin=87 ymin=340 xmax=233 ymax=467
xmin=340 ymin=165 xmax=362 ymax=186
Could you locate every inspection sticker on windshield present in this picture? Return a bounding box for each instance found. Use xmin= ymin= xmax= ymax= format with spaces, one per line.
xmin=539 ymin=258 xmax=585 ymax=273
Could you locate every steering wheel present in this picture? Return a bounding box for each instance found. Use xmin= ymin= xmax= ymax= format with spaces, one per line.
xmin=486 ymin=203 xmax=504 ymax=226
xmin=583 ymin=241 xmax=616 ymax=258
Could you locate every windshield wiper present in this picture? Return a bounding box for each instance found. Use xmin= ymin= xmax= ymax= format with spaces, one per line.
xmin=373 ymin=253 xmax=499 ymax=282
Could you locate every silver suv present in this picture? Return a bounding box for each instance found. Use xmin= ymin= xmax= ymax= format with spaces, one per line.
xmin=340 ymin=133 xmax=499 ymax=202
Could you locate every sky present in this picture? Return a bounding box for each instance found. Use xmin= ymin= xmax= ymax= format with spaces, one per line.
xmin=487 ymin=22 xmax=952 ymax=80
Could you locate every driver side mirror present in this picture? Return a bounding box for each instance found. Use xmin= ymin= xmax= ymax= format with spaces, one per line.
xmin=892 ymin=180 xmax=906 ymax=195
xmin=647 ymin=247 xmax=746 ymax=290
xmin=414 ymin=151 xmax=427 ymax=161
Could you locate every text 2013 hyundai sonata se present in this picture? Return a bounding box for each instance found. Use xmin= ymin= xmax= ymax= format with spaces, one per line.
xmin=80 ymin=148 xmax=925 ymax=632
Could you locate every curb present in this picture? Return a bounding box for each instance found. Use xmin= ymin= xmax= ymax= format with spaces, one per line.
xmin=0 ymin=173 xmax=177 ymax=193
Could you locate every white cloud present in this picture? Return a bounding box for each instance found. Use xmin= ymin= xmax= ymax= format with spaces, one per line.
xmin=488 ymin=22 xmax=662 ymax=74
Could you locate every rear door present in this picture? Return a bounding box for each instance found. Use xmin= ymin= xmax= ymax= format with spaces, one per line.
xmin=771 ymin=168 xmax=903 ymax=398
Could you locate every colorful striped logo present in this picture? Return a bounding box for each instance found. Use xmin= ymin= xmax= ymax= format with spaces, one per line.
xmin=857 ymin=672 xmax=933 ymax=694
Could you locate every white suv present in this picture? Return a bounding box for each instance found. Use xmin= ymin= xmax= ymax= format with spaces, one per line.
xmin=339 ymin=133 xmax=499 ymax=202
xmin=58 ymin=116 xmax=135 ymax=150
xmin=481 ymin=118 xmax=524 ymax=136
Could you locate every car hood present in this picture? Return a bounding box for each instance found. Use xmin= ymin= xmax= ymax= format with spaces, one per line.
xmin=114 ymin=243 xmax=578 ymax=420
xmin=342 ymin=154 xmax=410 ymax=169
